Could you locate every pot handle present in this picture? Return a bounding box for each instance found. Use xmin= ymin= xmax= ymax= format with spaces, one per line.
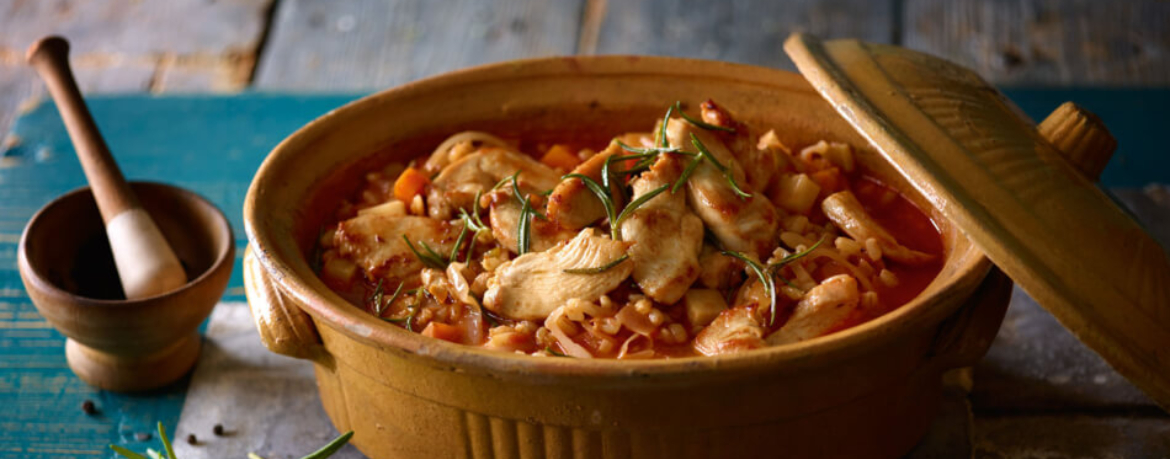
xmin=927 ymin=267 xmax=1013 ymax=371
xmin=244 ymin=245 xmax=326 ymax=362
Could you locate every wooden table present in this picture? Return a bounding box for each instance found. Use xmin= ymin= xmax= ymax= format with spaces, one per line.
xmin=1 ymin=1 xmax=1168 ymax=458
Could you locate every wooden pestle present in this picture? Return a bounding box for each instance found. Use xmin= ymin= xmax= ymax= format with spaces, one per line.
xmin=26 ymin=36 xmax=187 ymax=299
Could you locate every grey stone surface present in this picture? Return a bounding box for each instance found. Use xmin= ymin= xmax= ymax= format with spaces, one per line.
xmin=172 ymin=302 xmax=363 ymax=459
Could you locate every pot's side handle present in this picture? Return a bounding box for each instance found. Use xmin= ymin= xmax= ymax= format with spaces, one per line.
xmin=244 ymin=245 xmax=325 ymax=361
xmin=927 ymin=268 xmax=1013 ymax=371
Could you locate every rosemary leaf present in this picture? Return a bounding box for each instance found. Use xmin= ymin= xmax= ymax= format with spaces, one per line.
xmin=676 ymin=101 xmax=736 ymax=133
xmin=383 ymin=281 xmax=404 ymax=317
xmin=563 ymin=254 xmax=630 ymax=274
xmin=109 ymin=446 xmax=149 ymax=459
xmin=612 ymin=184 xmax=669 ymax=239
xmin=450 ymin=219 xmax=469 ymax=263
xmin=157 ymin=422 xmax=176 ymax=459
xmin=517 ymin=195 xmax=533 ymax=255
xmin=368 ymin=279 xmax=385 ymax=315
xmin=722 ymin=251 xmax=778 ymax=327
xmin=299 ymin=430 xmax=354 ymax=459
xmin=545 ymin=346 xmax=571 ymax=358
xmin=403 ymin=236 xmax=447 ymax=269
xmin=509 ymin=171 xmax=548 ymax=221
xmin=657 ymin=103 xmax=675 ymax=148
xmin=146 ymin=450 xmax=165 ymax=459
xmin=689 ymin=132 xmax=752 ymax=199
xmin=494 ymin=171 xmax=520 ymax=191
xmin=673 ymin=154 xmax=702 ymax=193
xmin=464 ymin=230 xmax=477 ymax=265
xmin=562 ymin=173 xmax=617 ymax=228
xmin=768 ymin=237 xmax=826 ymax=290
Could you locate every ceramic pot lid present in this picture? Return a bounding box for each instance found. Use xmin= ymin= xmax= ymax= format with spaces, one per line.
xmin=784 ymin=33 xmax=1170 ymax=409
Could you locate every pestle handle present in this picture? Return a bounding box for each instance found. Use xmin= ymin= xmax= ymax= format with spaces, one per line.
xmin=27 ymin=36 xmax=187 ymax=299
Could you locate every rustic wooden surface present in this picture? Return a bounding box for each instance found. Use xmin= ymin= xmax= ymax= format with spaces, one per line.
xmin=1 ymin=0 xmax=1168 ymax=457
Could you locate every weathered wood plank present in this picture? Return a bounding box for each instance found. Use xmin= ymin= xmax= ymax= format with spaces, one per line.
xmin=903 ymin=0 xmax=1170 ymax=85
xmin=590 ymin=0 xmax=894 ymax=71
xmin=254 ymin=0 xmax=584 ymax=90
xmin=974 ymin=415 xmax=1170 ymax=458
xmin=0 ymin=0 xmax=273 ymax=135
xmin=971 ymin=187 xmax=1170 ymax=411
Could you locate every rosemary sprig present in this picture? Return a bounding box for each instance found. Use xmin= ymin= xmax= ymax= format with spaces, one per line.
xmin=370 ymin=280 xmax=404 ymax=318
xmin=675 ymin=101 xmax=736 ymax=133
xmin=300 ymin=430 xmax=355 ymax=459
xmin=403 ymin=235 xmax=447 ymax=269
xmin=110 ymin=446 xmax=147 ymax=459
xmin=493 ymin=171 xmax=520 ymax=191
xmin=673 ymin=154 xmax=702 ymax=193
xmin=450 ymin=220 xmax=469 ymax=263
xmin=657 ymin=103 xmax=675 ymax=147
xmin=722 ymin=251 xmax=778 ymax=327
xmin=517 ymin=194 xmax=533 ymax=255
xmin=689 ymin=132 xmax=751 ymax=199
xmin=612 ymin=184 xmax=668 ymax=233
xmin=510 ymin=170 xmax=547 ymax=221
xmin=158 ymin=422 xmax=176 ymax=459
xmin=768 ymin=237 xmax=827 ymax=289
xmin=563 ymin=172 xmax=616 ymax=227
xmin=563 ymin=254 xmax=629 ymax=274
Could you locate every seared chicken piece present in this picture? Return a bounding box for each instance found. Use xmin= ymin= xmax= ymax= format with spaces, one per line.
xmin=666 ymin=118 xmax=779 ymax=257
xmin=767 ymin=275 xmax=860 ymax=345
xmin=821 ymin=191 xmax=936 ymax=265
xmin=334 ymin=214 xmax=462 ymax=281
xmin=486 ymin=189 xmax=576 ymax=254
xmin=484 ymin=228 xmax=633 ymax=321
xmin=699 ymin=100 xmax=777 ymax=191
xmin=697 ymin=243 xmax=737 ymax=289
xmin=619 ymin=153 xmax=703 ymax=304
xmin=693 ymin=306 xmax=766 ymax=356
xmin=427 ymin=148 xmax=561 ymax=219
xmin=548 ymin=141 xmax=625 ymax=230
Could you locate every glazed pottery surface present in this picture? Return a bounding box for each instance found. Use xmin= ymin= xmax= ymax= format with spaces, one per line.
xmin=243 ymin=56 xmax=1009 ymax=458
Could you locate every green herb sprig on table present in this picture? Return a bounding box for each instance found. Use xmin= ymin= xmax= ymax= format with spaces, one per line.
xmin=110 ymin=422 xmax=353 ymax=459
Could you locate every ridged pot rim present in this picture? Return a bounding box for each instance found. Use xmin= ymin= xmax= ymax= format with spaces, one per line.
xmin=244 ymin=55 xmax=993 ymax=379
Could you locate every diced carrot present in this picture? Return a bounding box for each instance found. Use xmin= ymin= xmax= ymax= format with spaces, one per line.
xmin=810 ymin=167 xmax=845 ymax=194
xmin=393 ymin=167 xmax=431 ymax=203
xmin=540 ymin=144 xmax=581 ymax=170
xmin=420 ymin=322 xmax=464 ymax=343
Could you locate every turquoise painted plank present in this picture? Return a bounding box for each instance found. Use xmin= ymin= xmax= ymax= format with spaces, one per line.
xmin=0 ymin=94 xmax=357 ymax=459
xmin=0 ymin=89 xmax=1165 ymax=458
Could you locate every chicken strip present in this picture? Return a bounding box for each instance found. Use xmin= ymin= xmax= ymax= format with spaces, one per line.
xmin=334 ymin=214 xmax=462 ymax=281
xmin=693 ymin=306 xmax=766 ymax=356
xmin=666 ymin=118 xmax=779 ymax=257
xmin=547 ymin=140 xmax=625 ymax=230
xmin=767 ymin=275 xmax=861 ymax=345
xmin=619 ymin=153 xmax=704 ymax=304
xmin=821 ymin=191 xmax=936 ymax=265
xmin=699 ymin=99 xmax=778 ymax=192
xmin=427 ymin=148 xmax=561 ymax=219
xmin=486 ymin=189 xmax=575 ymax=254
xmin=484 ymin=228 xmax=633 ymax=320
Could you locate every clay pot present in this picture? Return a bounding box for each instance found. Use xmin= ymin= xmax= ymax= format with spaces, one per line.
xmin=243 ymin=56 xmax=1011 ymax=458
xmin=19 ymin=182 xmax=234 ymax=391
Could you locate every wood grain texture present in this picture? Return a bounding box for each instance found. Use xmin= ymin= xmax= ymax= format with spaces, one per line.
xmin=903 ymin=0 xmax=1170 ymax=85
xmin=972 ymin=186 xmax=1170 ymax=411
xmin=253 ymin=0 xmax=584 ymax=90
xmin=591 ymin=0 xmax=894 ymax=71
xmin=974 ymin=415 xmax=1170 ymax=458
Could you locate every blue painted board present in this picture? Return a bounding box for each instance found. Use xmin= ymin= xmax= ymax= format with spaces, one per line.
xmin=0 ymin=89 xmax=1166 ymax=458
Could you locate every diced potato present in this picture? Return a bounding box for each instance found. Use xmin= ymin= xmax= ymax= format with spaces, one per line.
xmin=684 ymin=289 xmax=728 ymax=327
xmin=769 ymin=173 xmax=821 ymax=215
xmin=356 ymin=200 xmax=406 ymax=217
xmin=321 ymin=256 xmax=357 ymax=284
